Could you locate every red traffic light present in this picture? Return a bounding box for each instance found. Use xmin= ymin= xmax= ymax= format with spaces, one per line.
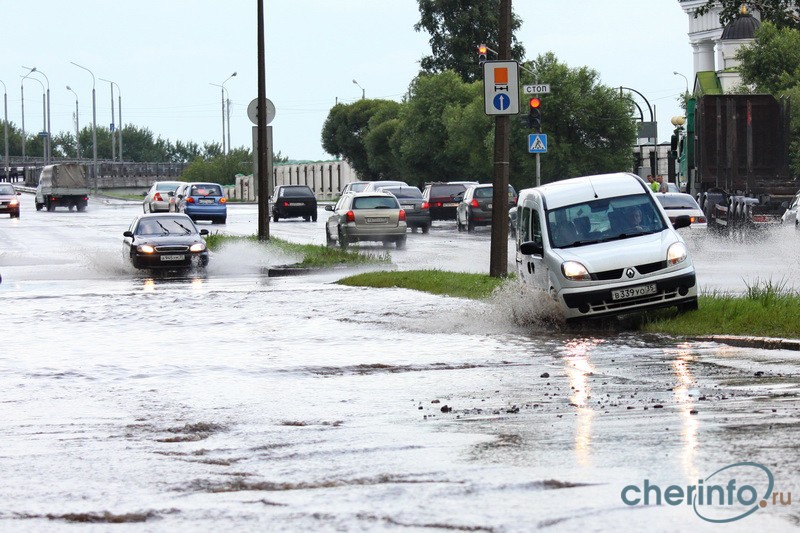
xmin=529 ymin=97 xmax=541 ymax=109
xmin=478 ymin=44 xmax=487 ymax=55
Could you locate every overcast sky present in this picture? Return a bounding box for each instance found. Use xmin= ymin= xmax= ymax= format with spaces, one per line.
xmin=2 ymin=1 xmax=695 ymax=162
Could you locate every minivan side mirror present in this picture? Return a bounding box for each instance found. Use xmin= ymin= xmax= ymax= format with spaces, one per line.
xmin=123 ymin=231 xmax=134 ymax=237
xmin=200 ymin=229 xmax=209 ymax=236
xmin=673 ymin=215 xmax=692 ymax=229
xmin=519 ymin=241 xmax=543 ymax=256
xmin=325 ymin=205 xmax=334 ymax=211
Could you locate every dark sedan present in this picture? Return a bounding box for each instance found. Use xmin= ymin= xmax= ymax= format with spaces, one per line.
xmin=123 ymin=213 xmax=209 ymax=269
xmin=377 ymin=186 xmax=430 ymax=233
xmin=270 ymin=185 xmax=318 ymax=222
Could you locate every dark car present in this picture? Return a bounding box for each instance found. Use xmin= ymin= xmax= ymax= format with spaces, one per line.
xmin=0 ymin=184 xmax=21 ymax=218
xmin=456 ymin=184 xmax=517 ymax=232
xmin=422 ymin=182 xmax=476 ymax=221
xmin=173 ymin=182 xmax=227 ymax=224
xmin=122 ymin=213 xmax=209 ymax=270
xmin=377 ymin=186 xmax=430 ymax=233
xmin=270 ymin=185 xmax=318 ymax=222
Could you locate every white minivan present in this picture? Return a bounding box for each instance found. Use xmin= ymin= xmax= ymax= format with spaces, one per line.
xmin=514 ymin=172 xmax=698 ymax=320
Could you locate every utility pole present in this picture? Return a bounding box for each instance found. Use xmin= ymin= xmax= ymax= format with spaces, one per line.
xmin=489 ymin=0 xmax=512 ymax=278
xmin=257 ymin=0 xmax=270 ymax=240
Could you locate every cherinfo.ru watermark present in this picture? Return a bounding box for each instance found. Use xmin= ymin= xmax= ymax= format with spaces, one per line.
xmin=620 ymin=462 xmax=792 ymax=523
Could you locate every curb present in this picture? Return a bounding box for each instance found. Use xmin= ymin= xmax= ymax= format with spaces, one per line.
xmin=691 ymin=335 xmax=800 ymax=351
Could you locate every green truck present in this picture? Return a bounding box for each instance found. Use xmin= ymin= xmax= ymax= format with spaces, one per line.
xmin=35 ymin=163 xmax=90 ymax=212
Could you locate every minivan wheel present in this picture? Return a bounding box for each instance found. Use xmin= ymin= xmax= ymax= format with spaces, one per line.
xmin=677 ymin=298 xmax=699 ymax=313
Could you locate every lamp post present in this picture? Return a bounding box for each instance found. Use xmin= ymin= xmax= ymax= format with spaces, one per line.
xmin=23 ymin=67 xmax=50 ymax=164
xmin=22 ymin=75 xmax=46 ymax=163
xmin=0 ymin=80 xmax=8 ymax=180
xmin=66 ymin=86 xmax=80 ymax=159
xmin=71 ymin=62 xmax=97 ymax=191
xmin=212 ymin=72 xmax=236 ymax=155
xmin=673 ymin=71 xmax=690 ymax=97
xmin=352 ymin=79 xmax=365 ymax=100
xmin=99 ymin=78 xmax=119 ymax=161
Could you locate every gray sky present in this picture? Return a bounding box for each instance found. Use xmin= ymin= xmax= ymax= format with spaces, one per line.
xmin=2 ymin=1 xmax=693 ymax=162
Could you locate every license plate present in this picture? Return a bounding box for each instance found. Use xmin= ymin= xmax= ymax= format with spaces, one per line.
xmin=198 ymin=198 xmax=214 ymax=204
xmin=289 ymin=202 xmax=305 ymax=206
xmin=365 ymin=217 xmax=388 ymax=223
xmin=402 ymin=204 xmax=415 ymax=209
xmin=612 ymin=283 xmax=657 ymax=301
xmin=443 ymin=202 xmax=458 ymax=207
xmin=160 ymin=254 xmax=185 ymax=261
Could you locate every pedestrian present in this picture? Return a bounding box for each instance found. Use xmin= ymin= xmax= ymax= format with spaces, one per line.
xmin=648 ymin=175 xmax=659 ymax=192
xmin=656 ymin=175 xmax=667 ymax=193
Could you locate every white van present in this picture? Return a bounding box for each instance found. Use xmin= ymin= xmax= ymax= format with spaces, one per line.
xmin=514 ymin=172 xmax=698 ymax=320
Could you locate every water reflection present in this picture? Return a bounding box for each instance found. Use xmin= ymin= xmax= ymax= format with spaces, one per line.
xmin=671 ymin=343 xmax=699 ymax=481
xmin=563 ymin=338 xmax=600 ymax=466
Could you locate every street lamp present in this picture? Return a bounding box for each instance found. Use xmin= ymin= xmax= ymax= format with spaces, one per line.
xmin=71 ymin=62 xmax=98 ymax=191
xmin=22 ymin=75 xmax=46 ymax=162
xmin=0 ymin=80 xmax=8 ymax=180
xmin=211 ymin=72 xmax=236 ymax=155
xmin=99 ymin=78 xmax=121 ymax=162
xmin=673 ymin=71 xmax=690 ymax=97
xmin=22 ymin=67 xmax=50 ymax=164
xmin=352 ymin=79 xmax=365 ymax=100
xmin=66 ymin=86 xmax=80 ymax=159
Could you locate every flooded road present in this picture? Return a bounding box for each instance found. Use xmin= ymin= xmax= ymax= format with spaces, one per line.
xmin=0 ymin=197 xmax=799 ymax=531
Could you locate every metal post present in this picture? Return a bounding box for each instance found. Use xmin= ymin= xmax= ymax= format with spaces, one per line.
xmin=0 ymin=80 xmax=8 ymax=180
xmin=100 ymin=78 xmax=116 ymax=161
xmin=66 ymin=86 xmax=80 ymax=158
xmin=117 ymin=89 xmax=122 ymax=161
xmin=257 ymin=0 xmax=269 ymax=240
xmin=211 ymin=73 xmax=236 ymax=156
xmin=352 ymin=79 xmax=365 ymax=99
xmin=71 ymin=62 xmax=98 ymax=191
xmin=535 ymin=153 xmax=541 ymax=187
xmin=226 ymin=97 xmax=232 ymax=152
xmin=23 ymin=67 xmax=51 ymax=164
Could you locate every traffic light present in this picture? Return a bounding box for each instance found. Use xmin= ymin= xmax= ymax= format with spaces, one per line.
xmin=477 ymin=44 xmax=487 ymax=65
xmin=528 ymin=97 xmax=542 ymax=132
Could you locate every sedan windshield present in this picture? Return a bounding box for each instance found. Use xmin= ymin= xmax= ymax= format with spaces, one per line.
xmin=137 ymin=218 xmax=198 ymax=235
xmin=0 ymin=185 xmax=15 ymax=195
xmin=546 ymin=193 xmax=667 ymax=248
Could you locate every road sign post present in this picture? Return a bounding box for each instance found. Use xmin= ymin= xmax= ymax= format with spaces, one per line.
xmin=483 ymin=60 xmax=520 ymax=116
xmin=528 ymin=134 xmax=548 ymax=187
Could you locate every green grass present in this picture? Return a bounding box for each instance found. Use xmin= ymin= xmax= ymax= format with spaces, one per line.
xmin=204 ymin=233 xmax=389 ymax=268
xmin=643 ymin=278 xmax=800 ymax=338
xmin=336 ymin=269 xmax=506 ymax=300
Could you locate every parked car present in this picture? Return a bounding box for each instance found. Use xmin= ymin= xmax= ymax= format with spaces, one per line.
xmin=377 ymin=186 xmax=430 ymax=233
xmin=455 ymin=184 xmax=517 ymax=232
xmin=0 ymin=184 xmax=21 ymax=218
xmin=781 ymin=189 xmax=800 ymax=228
xmin=122 ymin=213 xmax=210 ymax=269
xmin=422 ymin=182 xmax=475 ymax=221
xmin=361 ymin=180 xmax=409 ymax=192
xmin=324 ymin=192 xmax=407 ymax=249
xmin=655 ymin=192 xmax=707 ymax=230
xmin=270 ymin=185 xmax=318 ymax=222
xmin=340 ymin=181 xmax=370 ymax=195
xmin=514 ymin=172 xmax=697 ymax=321
xmin=172 ymin=182 xmax=227 ymax=224
xmin=143 ymin=180 xmax=183 ymax=213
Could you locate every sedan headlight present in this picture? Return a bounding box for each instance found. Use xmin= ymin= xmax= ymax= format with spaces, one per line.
xmin=189 ymin=242 xmax=206 ymax=252
xmin=562 ymin=261 xmax=591 ymax=281
xmin=9 ymin=198 xmax=19 ymax=206
xmin=667 ymin=242 xmax=688 ymax=265
xmin=137 ymin=244 xmax=155 ymax=254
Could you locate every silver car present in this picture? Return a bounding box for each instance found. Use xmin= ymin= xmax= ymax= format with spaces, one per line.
xmin=143 ymin=181 xmax=183 ymax=213
xmin=781 ymin=189 xmax=800 ymax=228
xmin=325 ymin=192 xmax=408 ymax=249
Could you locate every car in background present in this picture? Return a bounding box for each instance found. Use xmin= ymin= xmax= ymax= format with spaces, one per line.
xmin=781 ymin=189 xmax=800 ymax=228
xmin=0 ymin=184 xmax=21 ymax=218
xmin=340 ymin=181 xmax=370 ymax=195
xmin=667 ymin=182 xmax=680 ymax=193
xmin=455 ymin=184 xmax=517 ymax=232
xmin=143 ymin=180 xmax=183 ymax=213
xmin=361 ymin=180 xmax=409 ymax=192
xmin=122 ymin=213 xmax=210 ymax=270
xmin=655 ymin=192 xmax=707 ymax=230
xmin=377 ymin=186 xmax=430 ymax=233
xmin=270 ymin=184 xmax=318 ymax=222
xmin=422 ymin=182 xmax=476 ymax=221
xmin=324 ymin=192 xmax=407 ymax=249
xmin=172 ymin=182 xmax=227 ymax=224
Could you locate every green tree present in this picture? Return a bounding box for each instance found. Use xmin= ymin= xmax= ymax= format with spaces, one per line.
xmin=737 ymin=21 xmax=800 ymax=93
xmin=694 ymin=1 xmax=800 ymax=30
xmin=415 ymin=0 xmax=525 ymax=83
xmin=181 ymin=147 xmax=252 ymax=185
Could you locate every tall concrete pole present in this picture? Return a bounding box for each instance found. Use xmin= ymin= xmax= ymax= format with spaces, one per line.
xmin=0 ymin=80 xmax=8 ymax=179
xmin=489 ymin=0 xmax=512 ymax=278
xmin=66 ymin=86 xmax=80 ymax=159
xmin=71 ymin=62 xmax=98 ymax=191
xmin=257 ymin=0 xmax=270 ymax=240
xmin=100 ymin=78 xmax=117 ymax=161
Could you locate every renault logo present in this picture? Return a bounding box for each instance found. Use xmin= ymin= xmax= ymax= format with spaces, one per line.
xmin=626 ymin=268 xmax=635 ymax=278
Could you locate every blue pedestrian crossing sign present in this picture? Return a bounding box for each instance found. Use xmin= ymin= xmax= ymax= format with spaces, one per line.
xmin=528 ymin=134 xmax=548 ymax=153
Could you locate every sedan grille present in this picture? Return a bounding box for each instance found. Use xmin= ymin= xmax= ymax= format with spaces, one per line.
xmin=155 ymin=245 xmax=190 ymax=252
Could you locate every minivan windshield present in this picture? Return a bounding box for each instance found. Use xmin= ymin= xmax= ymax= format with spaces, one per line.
xmin=546 ymin=193 xmax=667 ymax=248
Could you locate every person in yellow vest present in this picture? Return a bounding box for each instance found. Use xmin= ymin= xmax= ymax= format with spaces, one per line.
xmin=648 ymin=174 xmax=659 ymax=192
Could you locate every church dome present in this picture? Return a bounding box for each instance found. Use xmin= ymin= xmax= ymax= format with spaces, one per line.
xmin=721 ymin=6 xmax=760 ymax=40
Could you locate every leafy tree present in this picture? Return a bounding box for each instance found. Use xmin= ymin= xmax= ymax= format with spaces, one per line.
xmin=415 ymin=0 xmax=525 ymax=83
xmin=181 ymin=147 xmax=252 ymax=185
xmin=694 ymin=1 xmax=800 ymax=30
xmin=737 ymin=21 xmax=800 ymax=93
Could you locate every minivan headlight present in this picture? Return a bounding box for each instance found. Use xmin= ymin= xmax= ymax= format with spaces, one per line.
xmin=562 ymin=261 xmax=591 ymax=281
xmin=190 ymin=242 xmax=206 ymax=252
xmin=667 ymin=242 xmax=688 ymax=265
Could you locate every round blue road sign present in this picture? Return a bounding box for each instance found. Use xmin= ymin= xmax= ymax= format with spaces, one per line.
xmin=493 ymin=93 xmax=511 ymax=111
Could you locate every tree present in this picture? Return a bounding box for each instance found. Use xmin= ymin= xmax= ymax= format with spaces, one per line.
xmin=694 ymin=1 xmax=800 ymax=30
xmin=415 ymin=0 xmax=525 ymax=83
xmin=737 ymin=21 xmax=800 ymax=93
xmin=181 ymin=148 xmax=253 ymax=185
